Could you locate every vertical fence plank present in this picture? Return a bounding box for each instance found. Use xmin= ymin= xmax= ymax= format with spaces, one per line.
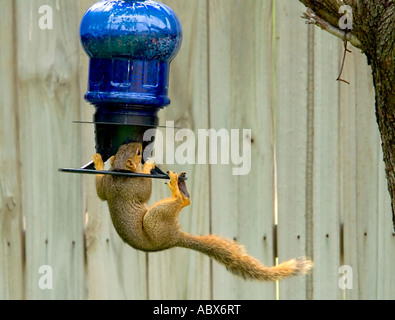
xmin=275 ymin=0 xmax=309 ymax=300
xmin=311 ymin=30 xmax=342 ymax=299
xmin=354 ymin=49 xmax=381 ymax=299
xmin=78 ymin=0 xmax=148 ymax=300
xmin=377 ymin=148 xmax=395 ymax=300
xmin=16 ymin=0 xmax=85 ymax=299
xmin=0 ymin=0 xmax=24 ymax=300
xmin=147 ymin=0 xmax=211 ymax=300
xmin=338 ymin=44 xmax=358 ymax=300
xmin=209 ymin=0 xmax=276 ymax=299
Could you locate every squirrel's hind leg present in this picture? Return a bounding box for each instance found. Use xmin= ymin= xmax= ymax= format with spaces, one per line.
xmin=142 ymin=171 xmax=187 ymax=248
xmin=143 ymin=197 xmax=184 ymax=248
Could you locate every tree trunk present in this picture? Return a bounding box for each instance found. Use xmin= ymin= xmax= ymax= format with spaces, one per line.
xmin=371 ymin=5 xmax=395 ymax=229
xmin=299 ymin=0 xmax=395 ymax=229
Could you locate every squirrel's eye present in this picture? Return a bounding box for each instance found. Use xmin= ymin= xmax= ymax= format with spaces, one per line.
xmin=137 ymin=149 xmax=141 ymax=156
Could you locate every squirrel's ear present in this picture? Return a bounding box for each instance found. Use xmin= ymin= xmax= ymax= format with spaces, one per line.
xmin=110 ymin=156 xmax=115 ymax=167
xmin=126 ymin=159 xmax=134 ymax=171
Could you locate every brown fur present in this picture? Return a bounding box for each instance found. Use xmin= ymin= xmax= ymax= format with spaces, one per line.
xmin=93 ymin=142 xmax=313 ymax=282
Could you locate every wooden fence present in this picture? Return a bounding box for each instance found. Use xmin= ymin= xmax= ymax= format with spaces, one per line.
xmin=1 ymin=0 xmax=394 ymax=300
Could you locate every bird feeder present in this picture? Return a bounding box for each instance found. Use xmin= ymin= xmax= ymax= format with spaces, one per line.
xmin=61 ymin=0 xmax=184 ymax=180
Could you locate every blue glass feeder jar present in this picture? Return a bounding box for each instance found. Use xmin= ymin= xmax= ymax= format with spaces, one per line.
xmin=80 ymin=0 xmax=182 ymax=161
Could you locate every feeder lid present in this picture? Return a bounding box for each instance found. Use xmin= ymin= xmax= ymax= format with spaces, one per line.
xmin=80 ymin=0 xmax=183 ymax=62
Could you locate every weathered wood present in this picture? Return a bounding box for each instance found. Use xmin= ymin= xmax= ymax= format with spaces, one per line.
xmin=0 ymin=0 xmax=24 ymax=300
xmin=338 ymin=44 xmax=358 ymax=300
xmin=310 ymin=29 xmax=342 ymax=300
xmin=209 ymin=0 xmax=276 ymax=299
xmin=275 ymin=0 xmax=310 ymax=300
xmin=16 ymin=0 xmax=85 ymax=299
xmin=147 ymin=0 xmax=211 ymax=300
xmin=341 ymin=46 xmax=395 ymax=300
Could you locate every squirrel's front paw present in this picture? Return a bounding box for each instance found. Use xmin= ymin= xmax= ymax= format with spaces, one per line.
xmin=143 ymin=159 xmax=156 ymax=174
xmin=93 ymin=153 xmax=104 ymax=171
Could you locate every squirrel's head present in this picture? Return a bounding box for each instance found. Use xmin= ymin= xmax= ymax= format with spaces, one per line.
xmin=110 ymin=142 xmax=143 ymax=173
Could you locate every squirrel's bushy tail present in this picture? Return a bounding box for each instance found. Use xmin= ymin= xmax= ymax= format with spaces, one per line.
xmin=177 ymin=233 xmax=313 ymax=282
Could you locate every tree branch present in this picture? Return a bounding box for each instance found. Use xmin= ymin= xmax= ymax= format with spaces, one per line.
xmin=301 ymin=8 xmax=364 ymax=50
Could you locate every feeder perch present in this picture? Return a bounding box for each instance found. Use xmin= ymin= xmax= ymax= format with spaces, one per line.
xmin=60 ymin=0 xmax=185 ymax=180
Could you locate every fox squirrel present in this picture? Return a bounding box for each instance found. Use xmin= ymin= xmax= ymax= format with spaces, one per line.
xmin=92 ymin=142 xmax=313 ymax=282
